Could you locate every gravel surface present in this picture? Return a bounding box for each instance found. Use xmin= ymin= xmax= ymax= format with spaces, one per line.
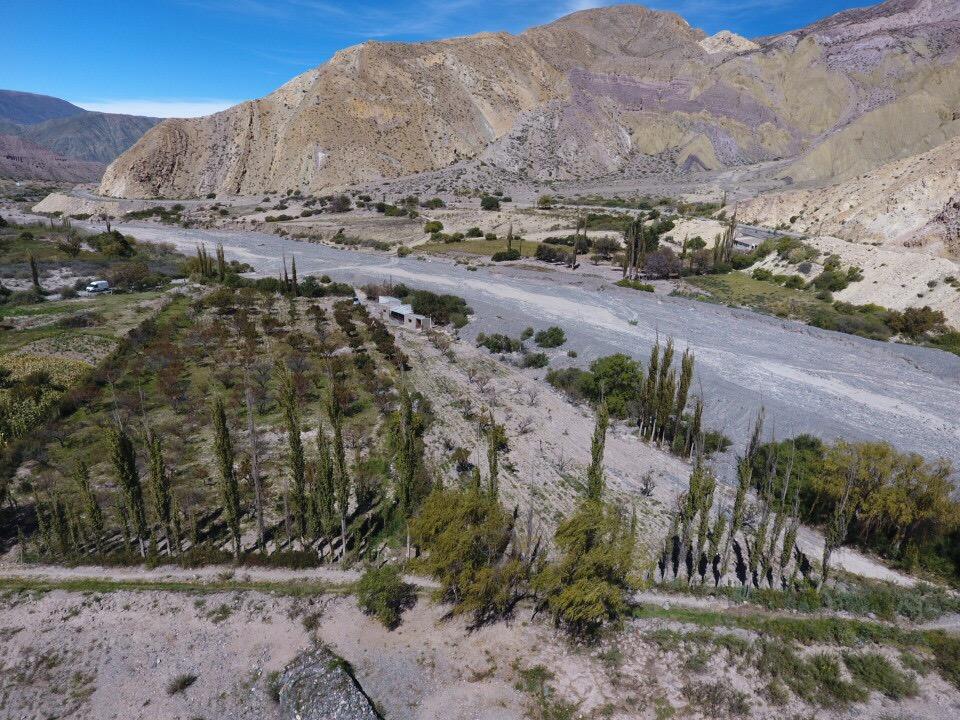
xmin=91 ymin=219 xmax=960 ymax=472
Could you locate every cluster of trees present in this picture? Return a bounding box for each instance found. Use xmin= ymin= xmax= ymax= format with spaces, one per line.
xmin=657 ymin=411 xmax=810 ymax=590
xmin=751 ymin=435 xmax=960 ymax=581
xmin=411 ymin=401 xmax=635 ymax=636
xmin=24 ymin=293 xmax=430 ymax=566
xmin=546 ymin=340 xmax=720 ymax=458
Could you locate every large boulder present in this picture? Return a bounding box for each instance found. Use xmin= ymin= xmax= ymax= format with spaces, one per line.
xmin=280 ymin=646 xmax=381 ymax=720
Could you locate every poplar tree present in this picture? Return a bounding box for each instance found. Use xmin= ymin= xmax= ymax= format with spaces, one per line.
xmin=110 ymin=423 xmax=147 ymax=557
xmin=28 ymin=254 xmax=42 ymax=294
xmin=394 ymin=386 xmax=419 ymax=518
xmin=721 ymin=410 xmax=764 ymax=579
xmin=277 ymin=362 xmax=306 ymax=540
xmin=291 ymin=256 xmax=299 ymax=296
xmin=486 ymin=416 xmax=500 ymax=500
xmin=672 ymin=349 xmax=694 ymax=449
xmin=694 ymin=464 xmax=716 ymax=569
xmin=315 ymin=420 xmax=335 ymax=536
xmin=212 ymin=396 xmax=242 ymax=558
xmin=245 ymin=385 xmax=265 ymax=551
xmin=73 ymin=461 xmax=103 ymax=552
xmin=780 ymin=489 xmax=801 ymax=586
xmin=642 ymin=340 xmax=660 ymax=437
xmin=822 ymin=472 xmax=855 ymax=587
xmin=147 ymin=435 xmax=174 ymax=554
xmin=655 ymin=370 xmax=676 ymax=445
xmin=216 ymin=242 xmax=226 ymax=281
xmin=586 ymin=400 xmax=608 ymax=501
xmin=707 ymin=511 xmax=727 ymax=586
xmin=328 ymin=397 xmax=351 ymax=560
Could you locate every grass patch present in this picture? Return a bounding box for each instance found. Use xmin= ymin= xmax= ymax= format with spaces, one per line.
xmin=0 ymin=574 xmax=351 ymax=596
xmin=842 ymin=652 xmax=918 ymax=699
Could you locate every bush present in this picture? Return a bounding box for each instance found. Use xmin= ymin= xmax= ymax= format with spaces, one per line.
xmin=410 ymin=487 xmax=527 ymax=625
xmin=465 ymin=227 xmax=483 ymax=237
xmin=477 ymin=333 xmax=520 ymax=354
xmin=329 ymin=194 xmax=352 ymax=213
xmin=533 ymin=500 xmax=635 ymax=637
xmin=397 ymin=246 xmax=411 ymax=257
xmin=886 ymin=306 xmax=946 ymax=339
xmin=534 ymin=326 xmax=566 ymax=348
xmin=535 ymin=243 xmax=569 ymax=263
xmin=520 ymin=352 xmax=549 ymax=369
xmin=423 ymin=220 xmax=443 ymax=234
xmin=480 ymin=196 xmax=500 ymax=211
xmin=355 ymin=565 xmax=416 ymax=629
xmin=491 ymin=249 xmax=520 ymax=262
xmin=166 ymin=673 xmax=198 ymax=695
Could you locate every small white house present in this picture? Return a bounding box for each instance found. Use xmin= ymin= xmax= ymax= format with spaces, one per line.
xmin=374 ymin=296 xmax=432 ymax=332
xmin=732 ymin=235 xmax=764 ymax=253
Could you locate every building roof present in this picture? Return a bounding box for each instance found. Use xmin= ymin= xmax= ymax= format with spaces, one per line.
xmin=391 ymin=304 xmax=414 ymax=315
xmin=733 ymin=235 xmax=764 ymax=248
xmin=378 ymin=295 xmax=401 ymax=305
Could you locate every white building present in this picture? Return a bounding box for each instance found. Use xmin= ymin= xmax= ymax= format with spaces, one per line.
xmin=374 ymin=296 xmax=432 ymax=332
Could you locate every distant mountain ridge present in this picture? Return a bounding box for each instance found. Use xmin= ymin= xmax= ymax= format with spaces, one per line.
xmin=0 ymin=90 xmax=85 ymax=125
xmin=98 ymin=0 xmax=960 ymax=199
xmin=0 ymin=90 xmax=160 ymax=181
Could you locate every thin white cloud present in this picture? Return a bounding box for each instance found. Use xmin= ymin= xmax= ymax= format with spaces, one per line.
xmin=73 ymin=99 xmax=240 ymax=118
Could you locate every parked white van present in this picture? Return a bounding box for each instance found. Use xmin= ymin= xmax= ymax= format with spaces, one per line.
xmin=85 ymin=280 xmax=111 ymax=293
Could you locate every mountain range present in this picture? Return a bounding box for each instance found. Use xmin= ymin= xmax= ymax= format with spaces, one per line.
xmin=98 ymin=0 xmax=960 ymax=207
xmin=0 ymin=90 xmax=159 ymax=181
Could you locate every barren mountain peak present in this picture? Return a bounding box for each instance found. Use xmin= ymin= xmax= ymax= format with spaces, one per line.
xmin=98 ymin=0 xmax=960 ymax=199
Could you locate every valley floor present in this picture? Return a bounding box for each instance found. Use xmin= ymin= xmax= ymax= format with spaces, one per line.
xmin=24 ymin=212 xmax=959 ymax=470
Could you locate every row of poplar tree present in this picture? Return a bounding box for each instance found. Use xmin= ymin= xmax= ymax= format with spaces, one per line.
xmin=31 ymin=358 xmax=427 ymax=563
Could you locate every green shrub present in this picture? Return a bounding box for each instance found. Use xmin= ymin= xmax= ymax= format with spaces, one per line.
xmin=480 ymin=196 xmax=501 ymax=211
xmin=491 ymin=249 xmax=520 ymax=262
xmin=410 ymin=487 xmax=527 ymax=625
xmin=521 ymin=352 xmax=549 ymax=369
xmin=356 ymin=565 xmax=416 ymax=629
xmin=534 ymin=326 xmax=566 ymax=348
xmin=423 ymin=220 xmax=443 ymax=234
xmin=477 ymin=333 xmax=520 ymax=354
xmin=465 ymin=227 xmax=483 ymax=237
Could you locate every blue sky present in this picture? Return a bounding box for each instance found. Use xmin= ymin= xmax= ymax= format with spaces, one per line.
xmin=3 ymin=0 xmax=867 ymax=117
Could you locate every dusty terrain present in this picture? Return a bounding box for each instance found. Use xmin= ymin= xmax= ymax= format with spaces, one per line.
xmin=1 ymin=578 xmax=958 ymax=720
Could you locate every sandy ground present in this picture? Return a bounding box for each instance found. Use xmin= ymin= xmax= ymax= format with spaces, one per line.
xmin=2 ymin=586 xmax=958 ymax=720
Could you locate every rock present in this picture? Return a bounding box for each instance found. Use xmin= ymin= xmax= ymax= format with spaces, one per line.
xmin=280 ymin=646 xmax=381 ymax=720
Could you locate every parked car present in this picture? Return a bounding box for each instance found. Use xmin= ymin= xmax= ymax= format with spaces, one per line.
xmin=85 ymin=280 xmax=111 ymax=293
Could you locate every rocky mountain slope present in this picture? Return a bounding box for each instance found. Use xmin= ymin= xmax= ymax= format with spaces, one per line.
xmin=99 ymin=0 xmax=960 ymax=199
xmin=0 ymin=90 xmax=159 ymax=180
xmin=739 ymin=134 xmax=960 ymax=257
xmin=0 ymin=134 xmax=105 ymax=182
